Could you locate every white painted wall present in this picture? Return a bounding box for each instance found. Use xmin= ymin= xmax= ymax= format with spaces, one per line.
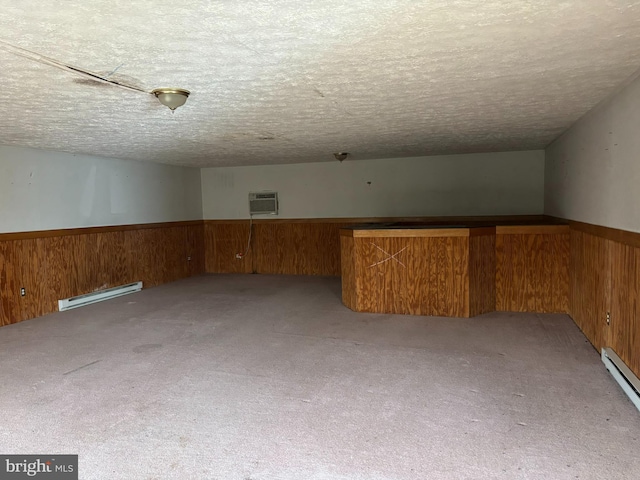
xmin=201 ymin=151 xmax=545 ymax=219
xmin=0 ymin=145 xmax=202 ymax=233
xmin=545 ymin=74 xmax=640 ymax=233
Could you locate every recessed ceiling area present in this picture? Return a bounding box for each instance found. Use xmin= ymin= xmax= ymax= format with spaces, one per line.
xmin=2 ymin=1 xmax=640 ymax=167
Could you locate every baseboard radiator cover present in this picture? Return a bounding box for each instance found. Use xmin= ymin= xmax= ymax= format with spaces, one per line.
xmin=602 ymin=347 xmax=640 ymax=413
xmin=58 ymin=282 xmax=143 ymax=311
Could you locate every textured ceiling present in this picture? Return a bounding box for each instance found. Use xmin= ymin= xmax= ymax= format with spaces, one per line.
xmin=1 ymin=1 xmax=640 ymax=167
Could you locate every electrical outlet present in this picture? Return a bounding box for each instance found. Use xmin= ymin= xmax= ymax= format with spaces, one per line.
xmin=187 ymin=256 xmax=192 ymax=261
xmin=20 ymin=287 xmax=26 ymax=297
xmin=606 ymin=311 xmax=611 ymax=325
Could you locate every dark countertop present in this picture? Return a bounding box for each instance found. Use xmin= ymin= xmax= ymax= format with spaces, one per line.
xmin=341 ymin=220 xmax=568 ymax=230
xmin=342 ymin=223 xmax=475 ymax=230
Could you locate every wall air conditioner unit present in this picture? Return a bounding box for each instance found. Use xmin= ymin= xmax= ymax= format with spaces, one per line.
xmin=249 ymin=191 xmax=278 ymax=215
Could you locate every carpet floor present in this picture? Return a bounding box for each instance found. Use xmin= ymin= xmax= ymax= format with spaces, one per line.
xmin=0 ymin=274 xmax=638 ymax=479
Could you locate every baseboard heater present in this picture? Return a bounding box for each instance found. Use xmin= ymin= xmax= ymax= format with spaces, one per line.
xmin=58 ymin=281 xmax=143 ymax=312
xmin=602 ymin=347 xmax=640 ymax=412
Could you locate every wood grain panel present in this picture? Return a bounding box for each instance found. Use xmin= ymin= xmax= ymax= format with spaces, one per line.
xmin=552 ymin=231 xmax=571 ymax=314
xmin=128 ymin=228 xmax=157 ymax=287
xmin=607 ymin=241 xmax=638 ymax=377
xmin=252 ymin=223 xmax=289 ymax=275
xmin=495 ymin=233 xmax=569 ymax=313
xmin=631 ymin=251 xmax=640 ymax=378
xmin=108 ymin=231 xmax=135 ymax=287
xmin=496 ymin=235 xmax=527 ymax=311
xmin=469 ymin=232 xmax=496 ymax=317
xmin=340 ymin=235 xmax=357 ymax=311
xmin=2 ymin=240 xmax=25 ymax=324
xmin=0 ymin=221 xmax=204 ymax=327
xmin=316 ymin=224 xmax=343 ymax=276
xmin=350 ymin=235 xmax=469 ymax=317
xmin=44 ymin=235 xmax=81 ymax=304
xmin=355 ymin=237 xmax=385 ymax=313
xmin=355 ymin=237 xmax=406 ymax=314
xmin=568 ymin=224 xmax=640 ymax=379
xmin=524 ymin=234 xmax=543 ymax=311
xmin=495 ymin=234 xmax=510 ymax=312
xmin=404 ymin=238 xmax=430 ymax=316
xmin=0 ymin=239 xmax=48 ymax=324
xmin=0 ymin=241 xmax=6 ymax=325
xmin=429 ymin=237 xmax=468 ymax=317
xmin=162 ymin=227 xmax=190 ymax=284
xmin=204 ymin=222 xmax=252 ymax=274
xmin=570 ymin=229 xmax=610 ymax=352
xmin=205 ymin=219 xmax=565 ymax=278
xmin=130 ymin=228 xmax=166 ymax=287
xmin=252 ymin=223 xmax=342 ymax=276
xmin=1 ymin=240 xmax=21 ymax=325
xmin=187 ymin=224 xmax=206 ymax=277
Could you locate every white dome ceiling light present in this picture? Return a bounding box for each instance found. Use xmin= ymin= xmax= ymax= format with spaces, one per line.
xmin=151 ymin=88 xmax=190 ymax=111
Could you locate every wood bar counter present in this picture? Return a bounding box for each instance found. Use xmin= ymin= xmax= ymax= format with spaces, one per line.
xmin=340 ymin=225 xmax=496 ymax=317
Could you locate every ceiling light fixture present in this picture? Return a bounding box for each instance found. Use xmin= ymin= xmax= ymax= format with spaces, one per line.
xmin=334 ymin=152 xmax=349 ymax=162
xmin=152 ymin=88 xmax=190 ymax=111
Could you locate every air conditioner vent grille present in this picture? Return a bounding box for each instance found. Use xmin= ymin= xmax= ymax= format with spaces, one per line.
xmin=249 ymin=191 xmax=278 ymax=215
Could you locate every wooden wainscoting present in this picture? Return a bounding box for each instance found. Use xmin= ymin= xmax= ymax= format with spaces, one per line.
xmin=570 ymin=228 xmax=611 ymax=352
xmin=341 ymin=228 xmax=482 ymax=317
xmin=495 ymin=225 xmax=570 ymax=313
xmin=0 ymin=221 xmax=205 ymax=327
xmin=203 ymin=216 xmax=560 ymax=277
xmin=340 ymin=233 xmax=358 ymax=312
xmin=204 ymin=222 xmax=253 ymax=274
xmin=204 ymin=220 xmax=343 ymax=276
xmin=253 ymin=222 xmax=342 ymax=275
xmin=569 ymin=221 xmax=640 ymax=379
xmin=206 ymin=217 xmax=572 ymax=317
xmin=469 ymin=229 xmax=496 ymax=317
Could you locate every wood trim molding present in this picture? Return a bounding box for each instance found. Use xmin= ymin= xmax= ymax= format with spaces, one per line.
xmin=569 ymin=221 xmax=640 ymax=249
xmin=343 ymin=228 xmax=474 ymax=238
xmin=469 ymin=227 xmax=497 ymax=237
xmin=342 ymin=226 xmax=498 ymax=238
xmin=496 ymin=225 xmax=570 ymax=235
xmin=0 ymin=220 xmax=205 ymax=242
xmin=205 ymin=214 xmax=556 ymax=226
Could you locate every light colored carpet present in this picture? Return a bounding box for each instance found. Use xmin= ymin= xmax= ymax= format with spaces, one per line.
xmin=0 ymin=274 xmax=638 ymax=480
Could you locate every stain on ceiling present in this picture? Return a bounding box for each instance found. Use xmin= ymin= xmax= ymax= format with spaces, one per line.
xmin=1 ymin=1 xmax=640 ymax=167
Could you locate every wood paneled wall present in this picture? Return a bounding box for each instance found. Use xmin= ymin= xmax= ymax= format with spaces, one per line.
xmin=570 ymin=229 xmax=610 ymax=352
xmin=204 ymin=222 xmax=253 ymax=274
xmin=469 ymin=230 xmax=496 ymax=317
xmin=0 ymin=222 xmax=205 ymax=326
xmin=341 ymin=233 xmax=471 ymax=317
xmin=204 ymin=220 xmax=342 ymax=276
xmin=495 ymin=225 xmax=570 ymax=313
xmin=569 ymin=221 xmax=640 ymax=379
xmin=203 ymin=216 xmax=562 ymax=277
xmin=253 ymin=223 xmax=342 ymax=275
xmin=608 ymin=241 xmax=638 ymax=376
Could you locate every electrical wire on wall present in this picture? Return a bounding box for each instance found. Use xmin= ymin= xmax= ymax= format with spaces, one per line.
xmin=236 ymin=215 xmax=253 ymax=259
